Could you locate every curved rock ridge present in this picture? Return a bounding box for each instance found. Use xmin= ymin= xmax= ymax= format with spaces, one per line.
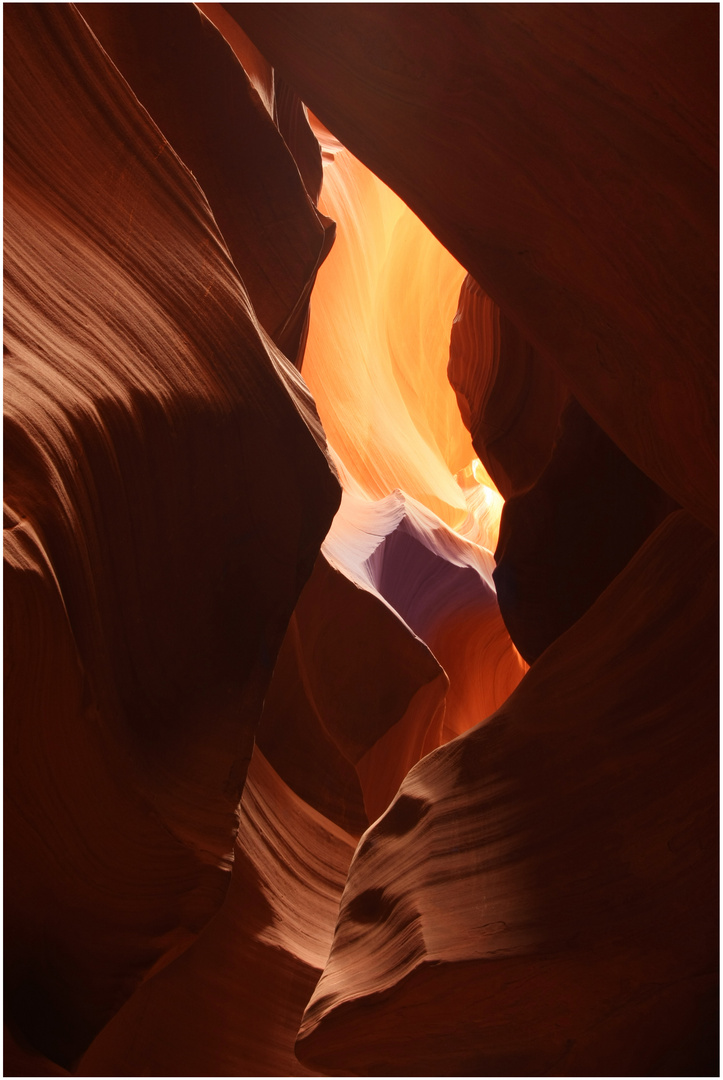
xmin=323 ymin=491 xmax=527 ymax=790
xmin=7 ymin=6 xmax=717 ymax=1076
xmin=81 ymin=2 xmax=331 ymax=367
xmin=231 ymin=3 xmax=718 ymax=530
xmin=256 ymin=550 xmax=447 ymax=836
xmin=5 ymin=2 xmax=338 ymax=1066
xmin=196 ymin=2 xmax=275 ymax=116
xmin=5 ymin=506 xmax=229 ymax=1065
xmin=322 ymin=488 xmax=497 ymax=595
xmin=3 ymin=1026 xmax=70 ymax=1078
xmin=494 ymin=397 xmax=680 ymax=664
xmin=273 ymin=75 xmax=326 ymax=207
xmin=448 ymin=274 xmax=571 ymax=500
xmin=296 ymin=510 xmax=718 ymax=1076
xmin=298 ymin=130 xmax=496 ymax=536
xmin=447 ymin=276 xmax=680 ymax=666
xmin=76 ymin=749 xmax=357 ymax=1077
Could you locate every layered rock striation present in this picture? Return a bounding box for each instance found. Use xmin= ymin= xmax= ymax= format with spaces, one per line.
xmin=5 ymin=3 xmax=717 ymax=1077
xmin=5 ymin=3 xmax=338 ymax=1068
xmin=297 ymin=510 xmax=718 ymax=1077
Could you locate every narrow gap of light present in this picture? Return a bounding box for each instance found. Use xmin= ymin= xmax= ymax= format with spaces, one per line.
xmin=304 ymin=113 xmax=503 ymax=555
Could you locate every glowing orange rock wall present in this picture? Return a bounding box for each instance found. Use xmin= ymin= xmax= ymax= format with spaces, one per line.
xmin=301 ymin=130 xmax=492 ymax=535
xmin=232 ymin=3 xmax=719 ymax=532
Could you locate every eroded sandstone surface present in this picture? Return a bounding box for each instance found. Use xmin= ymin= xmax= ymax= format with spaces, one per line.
xmin=5 ymin=4 xmax=717 ymax=1076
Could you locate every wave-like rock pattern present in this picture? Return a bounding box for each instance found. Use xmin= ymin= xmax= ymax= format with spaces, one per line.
xmin=6 ymin=5 xmax=716 ymax=1076
xmin=82 ymin=2 xmax=331 ymax=366
xmin=4 ymin=3 xmax=338 ymax=1065
xmin=232 ymin=4 xmax=718 ymax=530
xmin=76 ymin=749 xmax=357 ymax=1077
xmin=297 ymin=511 xmax=718 ymax=1076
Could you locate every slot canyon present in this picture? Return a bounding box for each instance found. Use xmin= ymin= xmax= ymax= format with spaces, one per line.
xmin=3 ymin=4 xmax=718 ymax=1077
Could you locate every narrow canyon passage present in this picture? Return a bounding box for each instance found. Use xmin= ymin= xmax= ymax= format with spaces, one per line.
xmin=4 ymin=4 xmax=718 ymax=1078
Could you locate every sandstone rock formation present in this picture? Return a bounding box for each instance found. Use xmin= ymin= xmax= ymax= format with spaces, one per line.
xmin=297 ymin=511 xmax=718 ymax=1077
xmin=5 ymin=3 xmax=717 ymax=1077
xmin=448 ymin=274 xmax=570 ymax=501
xmin=5 ymin=2 xmax=338 ymax=1067
xmin=75 ymin=748 xmax=357 ymax=1077
xmin=300 ymin=128 xmax=481 ymax=533
xmin=233 ymin=3 xmax=718 ymax=532
xmin=493 ymin=398 xmax=680 ymax=664
xmin=81 ymin=2 xmax=332 ymax=365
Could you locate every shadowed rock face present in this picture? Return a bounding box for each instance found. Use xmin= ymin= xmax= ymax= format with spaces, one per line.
xmin=494 ymin=398 xmax=680 ymax=664
xmin=448 ymin=274 xmax=571 ymax=501
xmin=4 ymin=2 xmax=339 ymax=1067
xmin=256 ymin=549 xmax=447 ymax=838
xmin=5 ymin=4 xmax=717 ymax=1077
xmin=75 ymin=748 xmax=358 ymax=1078
xmin=81 ymin=2 xmax=332 ymax=366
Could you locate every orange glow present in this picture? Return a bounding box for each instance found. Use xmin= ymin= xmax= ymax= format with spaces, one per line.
xmin=303 ymin=120 xmax=502 ymax=550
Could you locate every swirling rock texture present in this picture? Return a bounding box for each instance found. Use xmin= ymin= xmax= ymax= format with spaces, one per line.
xmin=80 ymin=2 xmax=332 ymax=366
xmin=299 ymin=124 xmax=495 ymax=536
xmin=75 ymin=747 xmax=358 ymax=1077
xmin=4 ymin=2 xmax=339 ymax=1071
xmin=5 ymin=3 xmax=717 ymax=1078
xmin=297 ymin=511 xmax=718 ymax=1077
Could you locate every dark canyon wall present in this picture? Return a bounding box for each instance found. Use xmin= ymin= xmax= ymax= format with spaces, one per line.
xmin=4 ymin=3 xmax=718 ymax=1076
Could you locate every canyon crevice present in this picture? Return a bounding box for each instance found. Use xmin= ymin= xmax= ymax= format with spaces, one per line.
xmin=4 ymin=4 xmax=718 ymax=1077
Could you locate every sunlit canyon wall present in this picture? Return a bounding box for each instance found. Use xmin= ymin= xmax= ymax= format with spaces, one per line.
xmin=4 ymin=3 xmax=718 ymax=1077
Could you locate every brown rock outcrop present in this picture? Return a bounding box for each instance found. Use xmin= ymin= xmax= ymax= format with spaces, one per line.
xmin=257 ymin=549 xmax=447 ymax=836
xmin=494 ymin=398 xmax=679 ymax=664
xmin=297 ymin=511 xmax=718 ymax=1076
xmin=75 ymin=748 xmax=357 ymax=1077
xmin=5 ymin=2 xmax=338 ymax=1066
xmin=448 ymin=274 xmax=570 ymax=500
xmin=5 ymin=4 xmax=716 ymax=1075
xmin=231 ymin=3 xmax=718 ymax=530
xmin=81 ymin=2 xmax=331 ymax=366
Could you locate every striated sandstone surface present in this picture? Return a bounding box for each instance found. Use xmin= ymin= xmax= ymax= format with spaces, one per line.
xmin=81 ymin=2 xmax=332 ymax=366
xmin=297 ymin=511 xmax=718 ymax=1076
xmin=76 ymin=748 xmax=357 ymax=1077
xmin=4 ymin=2 xmax=338 ymax=1066
xmin=5 ymin=4 xmax=717 ymax=1076
xmin=300 ymin=130 xmax=484 ymax=534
